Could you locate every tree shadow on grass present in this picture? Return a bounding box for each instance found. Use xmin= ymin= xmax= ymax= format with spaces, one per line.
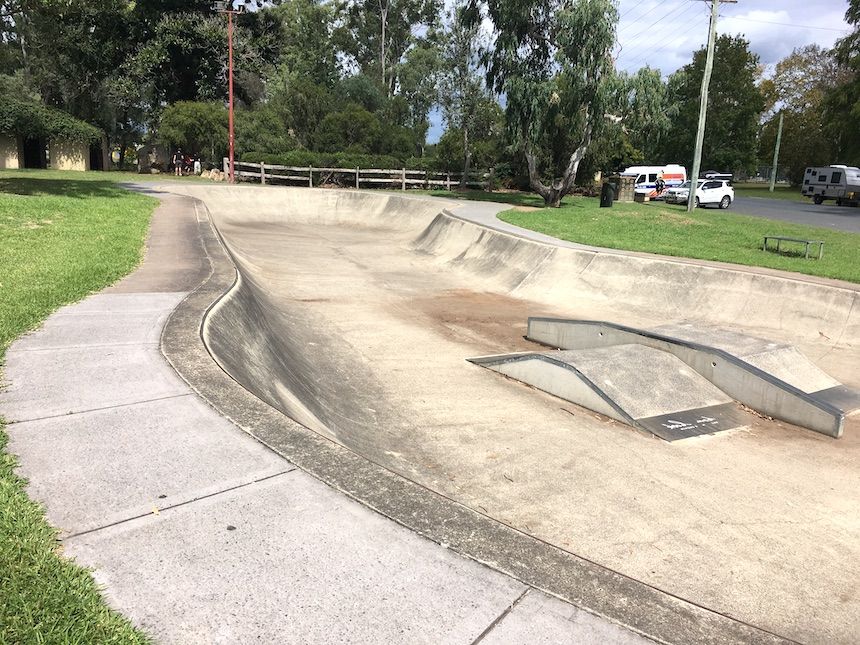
xmin=0 ymin=178 xmax=130 ymax=199
xmin=763 ymin=247 xmax=824 ymax=260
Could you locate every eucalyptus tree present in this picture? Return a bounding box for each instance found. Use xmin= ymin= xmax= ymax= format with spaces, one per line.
xmin=272 ymin=0 xmax=339 ymax=87
xmin=478 ymin=0 xmax=618 ymax=206
xmin=438 ymin=2 xmax=493 ymax=182
xmin=622 ymin=66 xmax=671 ymax=163
xmin=397 ymin=42 xmax=441 ymax=149
xmin=336 ymin=0 xmax=441 ymax=96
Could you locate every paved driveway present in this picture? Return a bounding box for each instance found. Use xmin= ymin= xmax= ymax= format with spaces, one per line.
xmin=730 ymin=195 xmax=860 ymax=233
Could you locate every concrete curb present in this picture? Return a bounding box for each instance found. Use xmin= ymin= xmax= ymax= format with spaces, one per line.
xmin=160 ymin=194 xmax=793 ymax=645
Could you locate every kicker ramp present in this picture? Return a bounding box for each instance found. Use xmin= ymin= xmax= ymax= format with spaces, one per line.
xmin=526 ymin=318 xmax=859 ymax=438
xmin=469 ymin=345 xmax=752 ymax=441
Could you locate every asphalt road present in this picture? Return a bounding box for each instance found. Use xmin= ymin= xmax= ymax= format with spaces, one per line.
xmin=729 ymin=195 xmax=860 ymax=233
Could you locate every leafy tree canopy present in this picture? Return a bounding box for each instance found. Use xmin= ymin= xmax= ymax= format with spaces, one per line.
xmin=659 ymin=35 xmax=764 ymax=173
xmin=158 ymin=101 xmax=228 ymax=160
xmin=479 ymin=0 xmax=618 ymax=205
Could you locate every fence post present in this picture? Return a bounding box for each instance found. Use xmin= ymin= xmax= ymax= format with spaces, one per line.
xmin=424 ymin=170 xmax=428 ymax=189
xmin=355 ymin=167 xmax=359 ymax=189
xmin=308 ymin=166 xmax=313 ymax=188
xmin=260 ymin=162 xmax=266 ymax=185
xmin=446 ymin=173 xmax=451 ymax=191
xmin=223 ymin=157 xmax=229 ymax=175
xmin=487 ymin=167 xmax=495 ymax=192
xmin=402 ymin=168 xmax=406 ymax=191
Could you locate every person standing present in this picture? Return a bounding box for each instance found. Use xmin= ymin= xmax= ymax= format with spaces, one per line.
xmin=172 ymin=148 xmax=183 ymax=176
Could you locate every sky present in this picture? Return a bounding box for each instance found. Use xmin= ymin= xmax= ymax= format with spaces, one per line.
xmin=427 ymin=0 xmax=853 ymax=142
xmin=614 ymin=0 xmax=851 ymax=76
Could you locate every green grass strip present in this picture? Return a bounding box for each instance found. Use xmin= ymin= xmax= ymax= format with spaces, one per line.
xmin=732 ymin=182 xmax=807 ymax=203
xmin=1 ymin=170 xmax=155 ymax=643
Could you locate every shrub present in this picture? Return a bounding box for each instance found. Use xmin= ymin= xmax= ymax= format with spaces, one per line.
xmin=0 ymin=95 xmax=101 ymax=143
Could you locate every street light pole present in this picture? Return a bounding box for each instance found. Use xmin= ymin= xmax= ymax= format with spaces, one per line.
xmin=214 ymin=2 xmax=243 ymax=183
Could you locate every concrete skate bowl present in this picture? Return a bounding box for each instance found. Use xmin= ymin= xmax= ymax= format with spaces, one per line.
xmin=179 ymin=185 xmax=860 ymax=644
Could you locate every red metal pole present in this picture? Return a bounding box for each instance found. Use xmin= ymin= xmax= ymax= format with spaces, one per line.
xmin=227 ymin=10 xmax=235 ymax=183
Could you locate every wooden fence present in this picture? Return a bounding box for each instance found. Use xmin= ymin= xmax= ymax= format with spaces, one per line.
xmin=224 ymin=158 xmax=492 ymax=191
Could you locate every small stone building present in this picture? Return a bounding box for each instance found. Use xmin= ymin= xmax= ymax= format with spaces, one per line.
xmin=0 ymin=134 xmax=23 ymax=169
xmin=0 ymin=98 xmax=101 ymax=171
xmin=49 ymin=138 xmax=91 ymax=171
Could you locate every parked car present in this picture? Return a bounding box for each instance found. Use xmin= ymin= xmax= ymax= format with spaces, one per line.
xmin=664 ymin=178 xmax=734 ymax=208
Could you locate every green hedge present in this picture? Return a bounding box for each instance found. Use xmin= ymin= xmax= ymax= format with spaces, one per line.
xmin=0 ymin=97 xmax=101 ymax=144
xmin=242 ymin=150 xmax=449 ymax=172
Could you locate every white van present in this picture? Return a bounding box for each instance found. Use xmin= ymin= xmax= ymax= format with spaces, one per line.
xmin=801 ymin=165 xmax=860 ymax=205
xmin=621 ymin=164 xmax=687 ymax=196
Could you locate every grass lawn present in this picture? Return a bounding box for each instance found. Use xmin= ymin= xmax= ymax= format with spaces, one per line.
xmin=733 ymin=182 xmax=806 ymax=202
xmin=1 ymin=170 xmax=155 ymax=643
xmin=427 ymin=189 xmax=860 ymax=283
xmin=0 ymin=167 xmax=211 ymax=185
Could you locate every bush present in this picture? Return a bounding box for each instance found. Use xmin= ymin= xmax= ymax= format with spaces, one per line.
xmin=158 ymin=101 xmax=227 ymax=162
xmin=242 ymin=150 xmax=404 ymax=170
xmin=0 ymin=94 xmax=101 ymax=143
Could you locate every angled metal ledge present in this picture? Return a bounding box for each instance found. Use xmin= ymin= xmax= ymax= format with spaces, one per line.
xmin=527 ymin=318 xmax=851 ymax=438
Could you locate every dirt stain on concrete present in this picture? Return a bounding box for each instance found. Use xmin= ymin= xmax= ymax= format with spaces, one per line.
xmin=404 ymin=288 xmax=561 ymax=354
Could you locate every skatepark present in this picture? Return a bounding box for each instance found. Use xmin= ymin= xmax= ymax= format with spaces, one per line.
xmin=2 ymin=184 xmax=858 ymax=643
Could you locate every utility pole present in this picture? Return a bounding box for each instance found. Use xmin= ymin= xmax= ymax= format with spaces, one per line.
xmin=688 ymin=0 xmax=737 ymax=212
xmin=214 ymin=1 xmax=244 ymax=183
xmin=769 ymin=111 xmax=784 ymax=192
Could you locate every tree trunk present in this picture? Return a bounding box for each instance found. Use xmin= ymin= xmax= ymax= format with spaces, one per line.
xmin=379 ymin=0 xmax=387 ymax=90
xmin=460 ymin=125 xmax=471 ymax=188
xmin=525 ymin=121 xmax=594 ymax=207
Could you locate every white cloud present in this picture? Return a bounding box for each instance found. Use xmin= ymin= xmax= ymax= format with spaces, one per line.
xmin=615 ymin=0 xmax=852 ymax=76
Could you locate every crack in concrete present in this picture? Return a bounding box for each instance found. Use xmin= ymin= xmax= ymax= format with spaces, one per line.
xmin=5 ymin=393 xmax=194 ymax=425
xmin=62 ymin=468 xmax=297 ymax=542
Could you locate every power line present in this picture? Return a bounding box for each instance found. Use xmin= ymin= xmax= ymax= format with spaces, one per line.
xmin=621 ymin=18 xmax=709 ymax=71
xmin=617 ymin=0 xmax=682 ymax=35
xmin=618 ymin=5 xmax=698 ymax=59
xmin=720 ymin=16 xmax=851 ymax=33
xmin=618 ymin=0 xmax=653 ymax=21
xmin=616 ymin=1 xmax=700 ymax=62
xmin=619 ymin=1 xmax=695 ymax=49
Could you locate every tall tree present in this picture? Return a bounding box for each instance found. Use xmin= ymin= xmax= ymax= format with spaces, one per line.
xmin=479 ymin=0 xmax=618 ymax=206
xmin=397 ymin=42 xmax=441 ymax=150
xmin=659 ymin=35 xmax=764 ymax=173
xmin=1 ymin=0 xmax=130 ymax=125
xmin=438 ymin=3 xmax=492 ymax=181
xmin=822 ymin=0 xmax=860 ymax=165
xmin=335 ymin=0 xmax=441 ymax=96
xmin=759 ymin=45 xmax=844 ymax=185
xmin=272 ymin=0 xmax=339 ymax=87
xmin=622 ymin=66 xmax=672 ymax=163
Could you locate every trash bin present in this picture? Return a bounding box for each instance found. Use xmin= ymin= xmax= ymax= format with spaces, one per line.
xmin=600 ymin=182 xmax=615 ymax=208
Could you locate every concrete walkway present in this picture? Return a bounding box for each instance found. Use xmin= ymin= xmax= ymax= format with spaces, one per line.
xmin=1 ymin=190 xmax=650 ymax=643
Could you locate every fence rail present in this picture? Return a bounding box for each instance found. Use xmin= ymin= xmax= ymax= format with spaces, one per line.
xmin=224 ymin=158 xmax=492 ymax=191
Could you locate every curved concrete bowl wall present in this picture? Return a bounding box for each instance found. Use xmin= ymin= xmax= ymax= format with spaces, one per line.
xmin=413 ymin=212 xmax=860 ymax=345
xmin=179 ymin=185 xmax=859 ymax=442
xmin=198 ymin=187 xmax=451 ymax=442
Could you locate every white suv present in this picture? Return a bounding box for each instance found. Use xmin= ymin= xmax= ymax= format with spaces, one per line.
xmin=665 ymin=179 xmax=734 ymax=209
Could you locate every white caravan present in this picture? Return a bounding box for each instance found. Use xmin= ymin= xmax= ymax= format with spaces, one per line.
xmin=802 ymin=165 xmax=860 ymax=205
xmin=621 ymin=164 xmax=687 ymax=196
